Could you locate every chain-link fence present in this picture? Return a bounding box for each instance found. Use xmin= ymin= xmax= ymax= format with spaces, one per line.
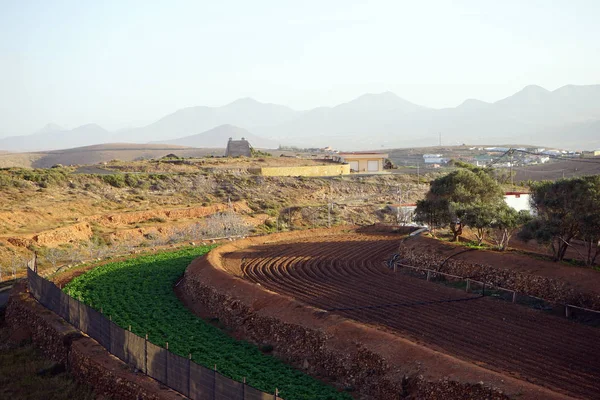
xmin=27 ymin=268 xmax=281 ymax=400
xmin=388 ymin=260 xmax=600 ymax=327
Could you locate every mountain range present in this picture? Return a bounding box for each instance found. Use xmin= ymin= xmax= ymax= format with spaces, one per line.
xmin=156 ymin=124 xmax=279 ymax=149
xmin=1 ymin=84 xmax=599 ymax=152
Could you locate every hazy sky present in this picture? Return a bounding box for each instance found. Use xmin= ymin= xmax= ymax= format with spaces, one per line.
xmin=1 ymin=0 xmax=599 ymax=136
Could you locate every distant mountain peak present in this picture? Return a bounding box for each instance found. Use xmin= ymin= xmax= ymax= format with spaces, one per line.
xmin=157 ymin=124 xmax=277 ymax=149
xmin=76 ymin=123 xmax=105 ymax=130
xmin=458 ymin=98 xmax=490 ymax=109
xmin=338 ymin=91 xmax=425 ymax=112
xmin=38 ymin=123 xmax=64 ymax=133
xmin=513 ymin=85 xmax=552 ymax=97
xmin=225 ymin=97 xmax=263 ymax=107
xmin=520 ymin=84 xmax=550 ymax=94
xmin=205 ymin=124 xmax=249 ymax=134
xmin=496 ymin=84 xmax=551 ymax=106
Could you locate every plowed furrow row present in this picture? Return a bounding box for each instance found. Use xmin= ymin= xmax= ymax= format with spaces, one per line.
xmin=234 ymin=235 xmax=600 ymax=398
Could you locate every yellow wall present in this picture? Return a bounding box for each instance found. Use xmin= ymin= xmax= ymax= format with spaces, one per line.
xmin=251 ymin=164 xmax=350 ymax=177
xmin=594 ymin=150 xmax=600 ymax=156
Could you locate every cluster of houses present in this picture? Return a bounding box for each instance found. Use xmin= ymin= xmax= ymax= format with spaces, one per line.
xmin=225 ymin=138 xmax=600 ymax=177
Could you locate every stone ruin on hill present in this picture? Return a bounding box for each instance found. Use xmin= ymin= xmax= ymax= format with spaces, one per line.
xmin=225 ymin=137 xmax=251 ymax=157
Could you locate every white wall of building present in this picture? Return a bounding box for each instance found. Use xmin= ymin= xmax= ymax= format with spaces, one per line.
xmin=504 ymin=193 xmax=532 ymax=213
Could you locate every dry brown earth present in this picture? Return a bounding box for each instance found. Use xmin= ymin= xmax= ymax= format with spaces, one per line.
xmin=182 ymin=228 xmax=599 ymax=399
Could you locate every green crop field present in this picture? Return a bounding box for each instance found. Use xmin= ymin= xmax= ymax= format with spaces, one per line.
xmin=64 ymin=246 xmax=350 ymax=400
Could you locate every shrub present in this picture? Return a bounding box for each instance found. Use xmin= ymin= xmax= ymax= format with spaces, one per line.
xmin=102 ymin=174 xmax=126 ymax=188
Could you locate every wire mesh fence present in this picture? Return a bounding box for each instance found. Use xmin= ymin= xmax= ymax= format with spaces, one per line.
xmin=27 ymin=268 xmax=282 ymax=400
xmin=390 ymin=260 xmax=600 ymax=327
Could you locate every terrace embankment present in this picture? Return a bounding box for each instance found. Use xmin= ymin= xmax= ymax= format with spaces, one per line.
xmin=180 ymin=227 xmax=573 ymax=400
xmin=4 ymin=282 xmax=184 ymax=400
xmin=399 ymin=235 xmax=600 ymax=310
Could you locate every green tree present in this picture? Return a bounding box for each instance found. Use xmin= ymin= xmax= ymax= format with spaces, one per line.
xmin=416 ymin=168 xmax=504 ymax=241
xmin=524 ymin=176 xmax=600 ymax=263
xmin=490 ymin=206 xmax=532 ymax=251
xmin=414 ymin=198 xmax=451 ymax=236
xmin=576 ymin=176 xmax=600 ymax=265
xmin=460 ymin=202 xmax=498 ymax=245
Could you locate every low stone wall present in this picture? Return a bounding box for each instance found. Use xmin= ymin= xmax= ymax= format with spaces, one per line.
xmin=181 ymin=229 xmax=567 ymax=400
xmin=398 ymin=238 xmax=600 ymax=310
xmin=5 ymin=282 xmax=183 ymax=400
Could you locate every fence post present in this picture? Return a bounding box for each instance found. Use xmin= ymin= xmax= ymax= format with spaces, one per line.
xmin=242 ymin=377 xmax=246 ymax=400
xmin=426 ymin=270 xmax=431 ymax=281
xmin=109 ymin=315 xmax=112 ymax=354
xmin=465 ymin=278 xmax=470 ymax=293
xmin=165 ymin=342 xmax=169 ymax=386
xmin=78 ymin=297 xmax=82 ymax=330
xmin=213 ymin=364 xmax=217 ymax=400
xmin=126 ymin=325 xmax=131 ymax=364
xmin=565 ymin=305 xmax=571 ymax=318
xmin=145 ymin=334 xmax=148 ymax=375
xmin=275 ymin=388 xmax=279 ymax=400
xmin=512 ymin=291 xmax=517 ymax=303
xmin=188 ymin=353 xmax=192 ymax=399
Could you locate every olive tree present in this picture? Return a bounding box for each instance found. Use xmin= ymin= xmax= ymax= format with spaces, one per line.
xmin=415 ymin=167 xmax=504 ymax=241
xmin=490 ymin=206 xmax=532 ymax=251
xmin=460 ymin=202 xmax=498 ymax=245
xmin=523 ymin=176 xmax=600 ymax=264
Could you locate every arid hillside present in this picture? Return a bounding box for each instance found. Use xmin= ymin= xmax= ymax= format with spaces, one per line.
xmin=0 ymin=143 xmax=224 ymax=168
xmin=0 ymin=159 xmax=429 ymax=280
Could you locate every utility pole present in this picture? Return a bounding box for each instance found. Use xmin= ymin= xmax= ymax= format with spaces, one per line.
xmin=328 ymin=183 xmax=332 ymax=228
xmin=510 ymin=154 xmax=514 ymax=187
xmin=439 ymin=132 xmax=442 ymax=147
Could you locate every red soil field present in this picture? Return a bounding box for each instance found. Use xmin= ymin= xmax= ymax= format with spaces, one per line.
xmin=229 ymin=233 xmax=600 ymax=400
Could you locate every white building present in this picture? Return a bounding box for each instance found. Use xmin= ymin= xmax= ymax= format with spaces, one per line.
xmin=423 ymin=154 xmax=445 ymax=164
xmin=504 ymin=192 xmax=532 ymax=213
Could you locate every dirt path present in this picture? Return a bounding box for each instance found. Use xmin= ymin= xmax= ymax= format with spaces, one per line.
xmin=227 ymin=234 xmax=600 ymax=400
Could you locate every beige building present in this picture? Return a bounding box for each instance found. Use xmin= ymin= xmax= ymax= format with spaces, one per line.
xmin=333 ymin=152 xmax=388 ymax=173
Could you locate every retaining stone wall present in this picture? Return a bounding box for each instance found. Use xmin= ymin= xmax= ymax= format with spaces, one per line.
xmin=398 ymin=242 xmax=600 ymax=310
xmin=5 ymin=282 xmax=183 ymax=400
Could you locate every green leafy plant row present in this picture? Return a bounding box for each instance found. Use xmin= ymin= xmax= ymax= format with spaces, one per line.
xmin=64 ymin=246 xmax=349 ymax=400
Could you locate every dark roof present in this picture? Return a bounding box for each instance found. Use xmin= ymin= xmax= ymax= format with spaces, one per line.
xmin=225 ymin=138 xmax=251 ymax=157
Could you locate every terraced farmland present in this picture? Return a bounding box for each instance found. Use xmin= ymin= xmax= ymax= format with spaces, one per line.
xmin=231 ymin=234 xmax=600 ymax=400
xmin=63 ymin=246 xmax=351 ymax=400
